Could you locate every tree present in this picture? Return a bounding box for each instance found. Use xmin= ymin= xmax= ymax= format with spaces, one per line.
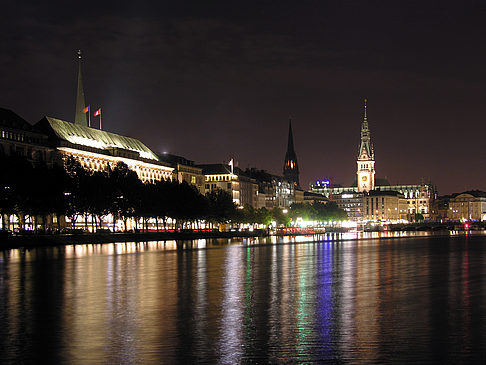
xmin=256 ymin=207 xmax=273 ymax=226
xmin=206 ymin=189 xmax=237 ymax=227
xmin=272 ymin=207 xmax=290 ymax=226
xmin=108 ymin=161 xmax=142 ymax=231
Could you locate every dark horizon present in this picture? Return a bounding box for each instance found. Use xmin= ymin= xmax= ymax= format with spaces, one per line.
xmin=2 ymin=1 xmax=486 ymax=194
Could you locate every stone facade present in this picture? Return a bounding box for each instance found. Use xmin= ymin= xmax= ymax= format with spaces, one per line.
xmin=448 ymin=191 xmax=486 ymax=221
xmin=363 ymin=190 xmax=408 ymax=222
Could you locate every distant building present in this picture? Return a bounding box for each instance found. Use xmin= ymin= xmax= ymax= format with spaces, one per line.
xmin=331 ymin=192 xmax=363 ymax=221
xmin=0 ymin=107 xmax=52 ymax=164
xmin=431 ymin=195 xmax=452 ymax=221
xmin=157 ymin=153 xmax=204 ymax=193
xmin=32 ymin=51 xmax=176 ymax=184
xmin=283 ymin=119 xmax=300 ymax=187
xmin=245 ymin=168 xmax=296 ymax=209
xmin=294 ymin=187 xmax=305 ymax=204
xmin=377 ymin=184 xmax=436 ymax=219
xmin=448 ymin=191 xmax=486 ymax=221
xmin=310 ymin=99 xmax=437 ymax=222
xmin=311 ymin=182 xmax=436 ymax=222
xmin=36 ymin=116 xmax=174 ymax=183
xmin=363 ymin=190 xmax=408 ymax=223
xmin=303 ymin=191 xmax=329 ymax=204
xmin=197 ymin=163 xmax=259 ymax=207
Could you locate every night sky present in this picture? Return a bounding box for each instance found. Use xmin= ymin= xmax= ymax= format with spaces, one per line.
xmin=2 ymin=1 xmax=486 ymax=194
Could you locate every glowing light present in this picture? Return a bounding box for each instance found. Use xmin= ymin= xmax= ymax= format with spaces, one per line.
xmin=315 ymin=180 xmax=330 ymax=186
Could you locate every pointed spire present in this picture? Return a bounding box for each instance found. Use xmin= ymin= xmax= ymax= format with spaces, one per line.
xmin=361 ymin=98 xmax=369 ymax=132
xmin=358 ymin=98 xmax=373 ymax=159
xmin=283 ymin=118 xmax=299 ymax=186
xmin=287 ymin=118 xmax=295 ymax=154
xmin=74 ymin=50 xmax=88 ymax=126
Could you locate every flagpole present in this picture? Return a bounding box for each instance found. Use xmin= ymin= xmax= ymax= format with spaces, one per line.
xmin=88 ymin=105 xmax=91 ymax=127
xmin=100 ymin=111 xmax=102 ymax=130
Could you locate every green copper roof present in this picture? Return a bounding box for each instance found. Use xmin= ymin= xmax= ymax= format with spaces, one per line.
xmin=44 ymin=116 xmax=159 ymax=161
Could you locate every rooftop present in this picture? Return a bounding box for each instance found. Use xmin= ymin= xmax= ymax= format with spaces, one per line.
xmin=36 ymin=116 xmax=159 ymax=161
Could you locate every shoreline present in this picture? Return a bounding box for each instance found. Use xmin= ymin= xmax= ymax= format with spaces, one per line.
xmin=0 ymin=228 xmax=481 ymax=251
xmin=0 ymin=230 xmax=269 ymax=250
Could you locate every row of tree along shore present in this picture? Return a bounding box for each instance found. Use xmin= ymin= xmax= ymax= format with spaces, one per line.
xmin=0 ymin=154 xmax=347 ymax=235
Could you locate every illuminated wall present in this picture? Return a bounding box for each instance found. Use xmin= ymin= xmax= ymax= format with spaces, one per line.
xmin=58 ymin=147 xmax=174 ymax=183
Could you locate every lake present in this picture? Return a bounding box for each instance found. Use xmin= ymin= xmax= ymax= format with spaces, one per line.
xmin=1 ymin=232 xmax=485 ymax=364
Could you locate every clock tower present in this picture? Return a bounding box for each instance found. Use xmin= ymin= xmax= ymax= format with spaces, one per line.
xmin=357 ymin=99 xmax=375 ymax=192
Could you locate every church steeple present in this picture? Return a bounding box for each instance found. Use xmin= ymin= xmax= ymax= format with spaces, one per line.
xmin=357 ymin=99 xmax=375 ymax=192
xmin=283 ymin=118 xmax=300 ymax=186
xmin=74 ymin=50 xmax=88 ymax=126
xmin=358 ymin=98 xmax=374 ymax=160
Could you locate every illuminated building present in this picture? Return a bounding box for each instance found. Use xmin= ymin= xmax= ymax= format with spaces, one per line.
xmin=244 ymin=168 xmax=298 ymax=208
xmin=363 ymin=190 xmax=408 ymax=222
xmin=197 ymin=163 xmax=258 ymax=207
xmin=283 ymin=119 xmax=299 ymax=187
xmin=294 ymin=187 xmax=305 ymax=205
xmin=374 ymin=184 xmax=436 ymax=218
xmin=303 ymin=191 xmax=328 ymax=203
xmin=36 ymin=116 xmax=174 ymax=183
xmin=430 ymin=195 xmax=452 ymax=221
xmin=157 ymin=153 xmax=204 ymax=193
xmin=310 ymin=99 xmax=437 ymax=222
xmin=357 ymin=99 xmax=375 ymax=192
xmin=332 ymin=192 xmax=363 ymax=221
xmin=448 ymin=191 xmax=486 ymax=221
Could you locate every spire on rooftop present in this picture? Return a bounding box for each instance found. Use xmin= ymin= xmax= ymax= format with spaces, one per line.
xmin=74 ymin=50 xmax=88 ymax=126
xmin=358 ymin=98 xmax=373 ymax=159
xmin=283 ymin=118 xmax=300 ymax=186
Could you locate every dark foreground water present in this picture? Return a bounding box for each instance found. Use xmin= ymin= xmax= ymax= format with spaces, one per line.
xmin=1 ymin=233 xmax=486 ymax=364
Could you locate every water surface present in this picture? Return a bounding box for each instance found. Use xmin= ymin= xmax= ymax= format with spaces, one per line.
xmin=1 ymin=233 xmax=485 ymax=364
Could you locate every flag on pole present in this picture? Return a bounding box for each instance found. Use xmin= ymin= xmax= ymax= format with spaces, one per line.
xmin=228 ymin=158 xmax=234 ymax=174
xmin=94 ymin=107 xmax=102 ymax=130
xmin=83 ymin=106 xmax=89 ymax=113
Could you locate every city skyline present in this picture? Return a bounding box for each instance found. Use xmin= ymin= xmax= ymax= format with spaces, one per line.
xmin=2 ymin=1 xmax=486 ymax=194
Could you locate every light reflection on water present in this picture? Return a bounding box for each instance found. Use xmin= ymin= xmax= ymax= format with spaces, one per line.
xmin=1 ymin=233 xmax=486 ymax=363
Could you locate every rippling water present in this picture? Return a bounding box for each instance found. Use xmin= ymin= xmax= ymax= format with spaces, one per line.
xmin=1 ymin=232 xmax=486 ymax=364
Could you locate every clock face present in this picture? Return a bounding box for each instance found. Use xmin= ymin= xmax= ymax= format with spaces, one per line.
xmin=362 ymin=176 xmax=367 ymax=181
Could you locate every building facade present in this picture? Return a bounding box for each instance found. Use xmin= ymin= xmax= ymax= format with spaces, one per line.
xmin=448 ymin=191 xmax=486 ymax=221
xmin=363 ymin=190 xmax=408 ymax=222
xmin=331 ymin=192 xmax=364 ymax=222
xmin=36 ymin=116 xmax=175 ymax=183
xmin=0 ymin=108 xmax=53 ymax=164
xmin=157 ymin=153 xmax=204 ymax=193
xmin=245 ymin=168 xmax=297 ymax=209
xmin=198 ymin=164 xmax=259 ymax=207
xmin=311 ymin=182 xmax=436 ymax=222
